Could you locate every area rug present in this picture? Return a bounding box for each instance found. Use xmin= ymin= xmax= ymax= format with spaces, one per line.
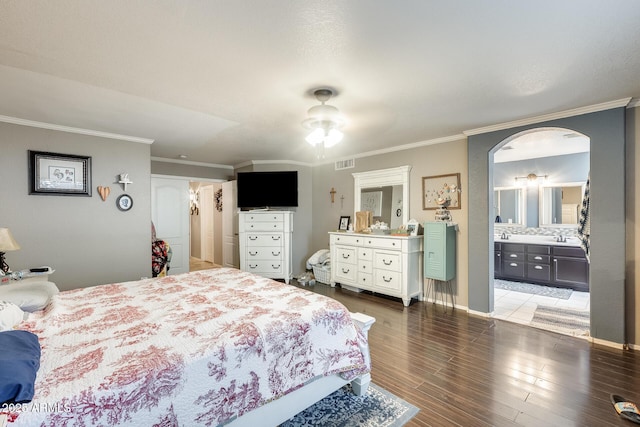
xmin=494 ymin=279 xmax=573 ymax=299
xmin=530 ymin=305 xmax=590 ymax=336
xmin=280 ymin=383 xmax=419 ymax=427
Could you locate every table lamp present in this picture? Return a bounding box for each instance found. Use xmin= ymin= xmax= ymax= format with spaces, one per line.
xmin=0 ymin=228 xmax=20 ymax=274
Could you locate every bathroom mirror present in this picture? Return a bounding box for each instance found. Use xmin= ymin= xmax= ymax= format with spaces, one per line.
xmin=353 ymin=166 xmax=411 ymax=229
xmin=539 ymin=182 xmax=585 ymax=227
xmin=494 ymin=186 xmax=526 ymax=226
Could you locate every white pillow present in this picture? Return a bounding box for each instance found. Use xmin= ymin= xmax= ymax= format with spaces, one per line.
xmin=0 ymin=281 xmax=59 ymax=312
xmin=0 ymin=300 xmax=25 ymax=331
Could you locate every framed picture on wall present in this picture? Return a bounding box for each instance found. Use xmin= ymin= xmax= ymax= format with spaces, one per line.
xmin=29 ymin=150 xmax=92 ymax=196
xmin=422 ymin=173 xmax=461 ymax=210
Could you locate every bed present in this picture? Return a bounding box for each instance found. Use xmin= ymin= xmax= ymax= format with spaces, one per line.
xmin=1 ymin=268 xmax=374 ymax=426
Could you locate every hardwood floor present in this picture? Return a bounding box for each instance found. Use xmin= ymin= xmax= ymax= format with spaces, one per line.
xmin=189 ymin=257 xmax=218 ymax=271
xmin=293 ymin=282 xmax=638 ymax=426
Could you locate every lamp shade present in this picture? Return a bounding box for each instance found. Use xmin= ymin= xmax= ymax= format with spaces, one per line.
xmin=0 ymin=228 xmax=20 ymax=252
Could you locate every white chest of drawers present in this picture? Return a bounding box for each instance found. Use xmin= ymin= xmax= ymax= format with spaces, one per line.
xmin=239 ymin=211 xmax=293 ymax=284
xmin=329 ymin=232 xmax=423 ymax=306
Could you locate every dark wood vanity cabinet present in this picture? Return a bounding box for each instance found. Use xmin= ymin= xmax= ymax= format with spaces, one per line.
xmin=500 ymin=243 xmax=525 ymax=280
xmin=552 ymin=246 xmax=589 ymax=292
xmin=494 ymin=243 xmax=502 ymax=276
xmin=494 ymin=242 xmax=589 ymax=291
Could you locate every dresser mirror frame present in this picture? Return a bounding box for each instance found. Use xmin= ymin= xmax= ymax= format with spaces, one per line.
xmin=353 ymin=165 xmax=411 ymax=228
xmin=494 ymin=186 xmax=526 ymax=227
xmin=538 ymin=181 xmax=586 ymax=228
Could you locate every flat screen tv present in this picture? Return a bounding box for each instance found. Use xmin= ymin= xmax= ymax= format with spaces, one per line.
xmin=237 ymin=171 xmax=298 ymax=209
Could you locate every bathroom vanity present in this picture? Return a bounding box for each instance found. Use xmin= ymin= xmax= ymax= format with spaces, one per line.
xmin=494 ymin=235 xmax=588 ymax=292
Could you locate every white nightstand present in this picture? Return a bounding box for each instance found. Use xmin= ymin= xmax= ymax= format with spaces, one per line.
xmin=0 ymin=267 xmax=54 ymax=285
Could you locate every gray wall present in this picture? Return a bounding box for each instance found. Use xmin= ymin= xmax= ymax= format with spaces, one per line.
xmin=0 ymin=122 xmax=151 ymax=290
xmin=469 ymin=108 xmax=626 ymax=344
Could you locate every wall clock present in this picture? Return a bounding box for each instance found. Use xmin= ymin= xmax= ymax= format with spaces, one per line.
xmin=116 ymin=194 xmax=133 ymax=211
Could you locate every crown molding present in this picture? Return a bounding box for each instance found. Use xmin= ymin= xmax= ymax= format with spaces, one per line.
xmin=463 ymin=98 xmax=632 ymax=136
xmin=628 ymin=97 xmax=640 ymax=109
xmin=314 ymin=133 xmax=467 ymax=166
xmin=151 ymin=156 xmax=234 ymax=170
xmin=234 ymin=159 xmax=314 ymax=169
xmin=0 ymin=114 xmax=154 ymax=144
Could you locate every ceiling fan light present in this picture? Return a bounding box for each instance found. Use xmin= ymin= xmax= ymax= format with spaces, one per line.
xmin=324 ymin=129 xmax=343 ymax=147
xmin=305 ymin=128 xmax=325 ymax=146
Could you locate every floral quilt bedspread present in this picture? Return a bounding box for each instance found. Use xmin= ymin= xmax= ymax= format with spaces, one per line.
xmin=7 ymin=268 xmax=369 ymax=426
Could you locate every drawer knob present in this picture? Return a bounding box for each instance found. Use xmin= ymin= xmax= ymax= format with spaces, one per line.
xmin=509 ymin=254 xmax=518 ymax=258
xmin=534 ymin=265 xmax=543 ymax=270
xmin=383 ymin=259 xmax=392 ymax=266
xmin=509 ymin=263 xmax=518 ymax=267
xmin=342 ymin=254 xmax=350 ymax=259
xmin=497 ymin=253 xmax=501 ymax=257
xmin=272 ymin=264 xmax=281 ymax=269
xmin=272 ymin=251 xmax=280 ymax=256
xmin=382 ymin=276 xmax=392 ymax=283
xmin=249 ymin=236 xmax=258 ymax=241
xmin=272 ymin=236 xmax=281 ymax=241
xmin=534 ymin=256 xmax=542 ymax=260
xmin=342 ymin=268 xmax=350 ymax=273
xmin=249 ymin=264 xmax=258 ymax=269
xmin=249 ymin=251 xmax=257 ymax=256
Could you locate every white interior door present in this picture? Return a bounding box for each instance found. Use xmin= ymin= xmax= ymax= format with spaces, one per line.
xmin=222 ymin=180 xmax=239 ymax=268
xmin=151 ymin=177 xmax=190 ymax=275
xmin=201 ymin=185 xmax=215 ymax=263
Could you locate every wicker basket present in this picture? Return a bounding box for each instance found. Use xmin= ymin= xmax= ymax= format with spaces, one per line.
xmin=312 ymin=263 xmax=331 ymax=284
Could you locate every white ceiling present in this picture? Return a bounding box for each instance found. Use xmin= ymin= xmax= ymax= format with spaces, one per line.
xmin=1 ymin=1 xmax=639 ymax=166
xmin=494 ymin=129 xmax=590 ymax=163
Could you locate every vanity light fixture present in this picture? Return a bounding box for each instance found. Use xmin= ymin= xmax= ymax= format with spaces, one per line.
xmin=515 ymin=173 xmax=548 ymax=186
xmin=302 ymin=88 xmax=345 ymax=156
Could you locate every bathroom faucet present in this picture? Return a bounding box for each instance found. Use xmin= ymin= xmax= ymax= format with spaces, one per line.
xmin=556 ymin=235 xmax=566 ymax=243
xmin=501 ymin=232 xmax=509 ymax=240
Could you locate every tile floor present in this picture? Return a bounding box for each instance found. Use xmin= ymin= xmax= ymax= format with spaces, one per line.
xmin=493 ymin=285 xmax=590 ymax=331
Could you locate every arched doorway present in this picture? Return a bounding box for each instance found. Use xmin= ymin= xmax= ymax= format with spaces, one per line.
xmin=467 ymin=107 xmax=626 ymax=345
xmin=490 ymin=128 xmax=590 ymax=336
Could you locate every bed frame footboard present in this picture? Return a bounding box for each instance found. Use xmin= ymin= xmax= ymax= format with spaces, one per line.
xmin=228 ymin=312 xmax=376 ymax=426
xmin=349 ymin=312 xmax=376 ymax=396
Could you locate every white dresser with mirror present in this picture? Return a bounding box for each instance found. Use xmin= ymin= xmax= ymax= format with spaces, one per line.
xmin=329 ymin=166 xmax=423 ymax=306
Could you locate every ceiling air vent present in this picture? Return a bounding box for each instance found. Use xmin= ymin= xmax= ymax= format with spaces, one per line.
xmin=335 ymin=158 xmax=355 ymax=170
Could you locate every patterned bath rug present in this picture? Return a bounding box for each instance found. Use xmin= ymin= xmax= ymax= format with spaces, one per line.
xmin=530 ymin=305 xmax=590 ymax=337
xmin=494 ymin=279 xmax=573 ymax=300
xmin=280 ymin=383 xmax=419 ymax=427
